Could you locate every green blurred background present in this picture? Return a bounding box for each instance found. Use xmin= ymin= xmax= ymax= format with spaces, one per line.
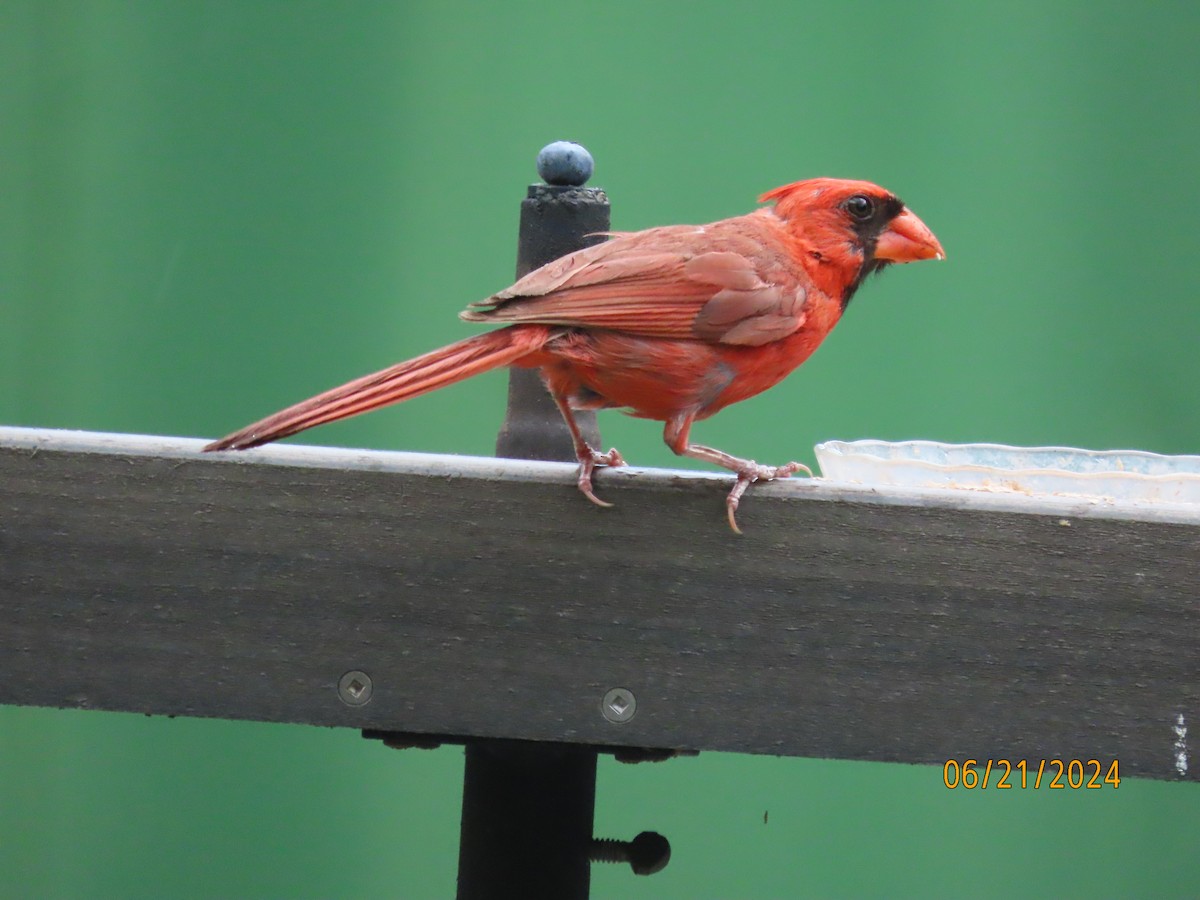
xmin=3 ymin=1 xmax=1198 ymax=897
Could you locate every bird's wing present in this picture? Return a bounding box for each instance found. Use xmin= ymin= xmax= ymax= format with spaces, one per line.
xmin=460 ymin=222 xmax=808 ymax=347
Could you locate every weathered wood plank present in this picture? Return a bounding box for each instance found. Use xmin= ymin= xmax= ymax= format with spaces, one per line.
xmin=1 ymin=426 xmax=1197 ymax=780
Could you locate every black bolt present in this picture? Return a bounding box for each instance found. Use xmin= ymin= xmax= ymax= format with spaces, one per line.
xmin=589 ymin=831 xmax=670 ymax=876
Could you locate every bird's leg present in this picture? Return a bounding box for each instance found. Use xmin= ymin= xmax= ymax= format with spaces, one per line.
xmin=663 ymin=415 xmax=811 ymax=533
xmin=550 ymin=391 xmax=625 ymax=508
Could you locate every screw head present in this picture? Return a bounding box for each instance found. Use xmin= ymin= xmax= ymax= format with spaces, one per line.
xmin=602 ymin=687 xmax=636 ymax=723
xmin=536 ymin=141 xmax=594 ymax=186
xmin=628 ymin=831 xmax=671 ymax=876
xmin=338 ymin=670 xmax=373 ymax=706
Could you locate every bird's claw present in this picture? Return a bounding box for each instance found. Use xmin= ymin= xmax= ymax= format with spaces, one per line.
xmin=576 ymin=446 xmax=625 ymax=508
xmin=725 ymin=460 xmax=813 ymax=534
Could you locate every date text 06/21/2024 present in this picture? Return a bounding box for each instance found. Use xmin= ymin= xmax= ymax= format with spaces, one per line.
xmin=943 ymin=759 xmax=1121 ymax=790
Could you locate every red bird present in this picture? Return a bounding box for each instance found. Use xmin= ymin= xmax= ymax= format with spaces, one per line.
xmin=206 ymin=178 xmax=944 ymax=531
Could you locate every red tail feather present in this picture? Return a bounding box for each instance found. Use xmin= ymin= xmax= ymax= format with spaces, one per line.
xmin=204 ymin=325 xmax=550 ymax=451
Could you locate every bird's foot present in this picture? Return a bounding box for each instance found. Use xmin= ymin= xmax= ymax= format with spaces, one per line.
xmin=726 ymin=460 xmax=813 ymax=534
xmin=576 ymin=446 xmax=626 ymax=508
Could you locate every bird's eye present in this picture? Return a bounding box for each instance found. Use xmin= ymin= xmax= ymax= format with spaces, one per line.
xmin=844 ymin=195 xmax=875 ymax=221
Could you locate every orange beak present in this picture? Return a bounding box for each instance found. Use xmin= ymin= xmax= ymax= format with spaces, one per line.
xmin=874 ymin=208 xmax=945 ymax=262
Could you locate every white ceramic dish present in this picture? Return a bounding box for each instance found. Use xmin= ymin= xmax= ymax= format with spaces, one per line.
xmin=814 ymin=440 xmax=1200 ymax=505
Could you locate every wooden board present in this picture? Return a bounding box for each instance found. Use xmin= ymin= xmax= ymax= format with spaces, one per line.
xmin=1 ymin=426 xmax=1197 ymax=781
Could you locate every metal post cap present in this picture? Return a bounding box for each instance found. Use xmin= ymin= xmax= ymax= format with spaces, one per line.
xmin=536 ymin=141 xmax=594 ymax=186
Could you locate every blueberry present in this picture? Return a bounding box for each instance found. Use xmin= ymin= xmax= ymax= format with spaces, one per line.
xmin=536 ymin=141 xmax=594 ymax=186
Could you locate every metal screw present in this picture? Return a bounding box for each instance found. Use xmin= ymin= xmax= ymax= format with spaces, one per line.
xmin=590 ymin=831 xmax=671 ymax=876
xmin=601 ymin=687 xmax=636 ymax=723
xmin=338 ymin=670 xmax=373 ymax=706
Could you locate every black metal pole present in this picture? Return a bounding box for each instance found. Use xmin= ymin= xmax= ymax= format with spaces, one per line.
xmin=457 ymin=741 xmax=599 ymax=899
xmin=455 ymin=142 xmax=609 ymax=900
xmin=494 ymin=163 xmax=609 ymax=461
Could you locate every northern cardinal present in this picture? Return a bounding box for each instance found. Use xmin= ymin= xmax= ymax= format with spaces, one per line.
xmin=206 ymin=178 xmax=943 ymax=531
